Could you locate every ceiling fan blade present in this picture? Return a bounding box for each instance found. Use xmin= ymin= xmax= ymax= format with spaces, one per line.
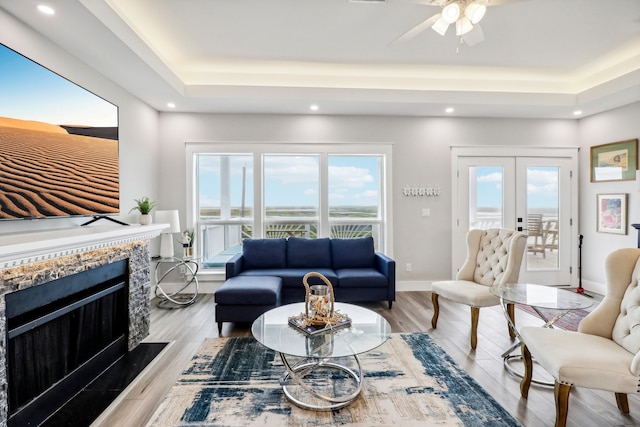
xmin=462 ymin=23 xmax=484 ymax=46
xmin=390 ymin=13 xmax=440 ymax=45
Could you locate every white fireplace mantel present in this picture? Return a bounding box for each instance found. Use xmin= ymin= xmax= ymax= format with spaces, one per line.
xmin=0 ymin=224 xmax=167 ymax=269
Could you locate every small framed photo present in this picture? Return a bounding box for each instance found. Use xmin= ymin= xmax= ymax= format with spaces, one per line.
xmin=596 ymin=193 xmax=627 ymax=234
xmin=590 ymin=139 xmax=638 ymax=182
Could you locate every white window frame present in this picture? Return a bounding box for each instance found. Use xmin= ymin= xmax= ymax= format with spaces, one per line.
xmin=186 ymin=142 xmax=394 ymax=272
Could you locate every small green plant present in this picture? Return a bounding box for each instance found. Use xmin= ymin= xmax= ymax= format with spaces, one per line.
xmin=129 ymin=196 xmax=158 ymax=214
xmin=186 ymin=228 xmax=195 ymax=247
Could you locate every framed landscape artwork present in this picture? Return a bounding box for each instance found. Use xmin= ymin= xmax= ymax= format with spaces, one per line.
xmin=590 ymin=139 xmax=638 ymax=182
xmin=596 ymin=193 xmax=627 ymax=235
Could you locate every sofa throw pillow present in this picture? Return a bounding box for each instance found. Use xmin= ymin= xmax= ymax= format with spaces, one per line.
xmin=331 ymin=237 xmax=375 ymax=270
xmin=287 ymin=237 xmax=331 ymax=268
xmin=242 ymin=238 xmax=287 ymax=269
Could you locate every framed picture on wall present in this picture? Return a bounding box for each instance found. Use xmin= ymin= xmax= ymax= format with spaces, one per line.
xmin=596 ymin=193 xmax=627 ymax=234
xmin=590 ymin=139 xmax=638 ymax=182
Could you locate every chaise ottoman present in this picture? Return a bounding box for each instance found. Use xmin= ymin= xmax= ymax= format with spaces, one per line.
xmin=214 ymin=275 xmax=282 ymax=335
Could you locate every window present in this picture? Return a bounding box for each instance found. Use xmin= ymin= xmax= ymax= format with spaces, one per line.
xmin=264 ymin=154 xmax=319 ymax=238
xmin=187 ymin=143 xmax=392 ymax=271
xmin=328 ymin=155 xmax=382 ymax=242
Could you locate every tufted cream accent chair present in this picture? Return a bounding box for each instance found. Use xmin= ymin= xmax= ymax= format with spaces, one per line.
xmin=520 ymin=248 xmax=640 ymax=427
xmin=431 ymin=228 xmax=527 ymax=349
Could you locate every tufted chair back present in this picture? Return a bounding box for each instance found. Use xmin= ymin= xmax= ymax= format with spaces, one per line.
xmin=519 ymin=248 xmax=640 ymax=427
xmin=457 ymin=228 xmax=527 ymax=287
xmin=579 ymin=248 xmax=640 ymax=373
xmin=430 ymin=228 xmax=526 ymax=349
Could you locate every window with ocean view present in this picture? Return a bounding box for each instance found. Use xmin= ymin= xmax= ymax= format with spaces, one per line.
xmin=189 ymin=145 xmax=390 ymax=270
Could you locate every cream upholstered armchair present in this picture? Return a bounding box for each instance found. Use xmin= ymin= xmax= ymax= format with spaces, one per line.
xmin=431 ymin=228 xmax=527 ymax=349
xmin=520 ymin=248 xmax=640 ymax=427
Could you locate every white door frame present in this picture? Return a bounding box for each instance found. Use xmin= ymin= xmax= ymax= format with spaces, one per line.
xmin=451 ymin=146 xmax=579 ymax=285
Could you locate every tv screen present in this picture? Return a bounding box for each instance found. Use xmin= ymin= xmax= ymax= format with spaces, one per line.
xmin=0 ymin=43 xmax=119 ymax=221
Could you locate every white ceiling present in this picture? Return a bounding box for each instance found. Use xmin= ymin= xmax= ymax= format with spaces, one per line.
xmin=2 ymin=0 xmax=640 ymax=118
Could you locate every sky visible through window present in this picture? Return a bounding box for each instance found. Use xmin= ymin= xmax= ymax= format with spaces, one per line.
xmin=198 ymin=155 xmax=379 ymax=209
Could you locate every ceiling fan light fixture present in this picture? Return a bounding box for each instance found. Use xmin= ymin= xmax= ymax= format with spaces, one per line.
xmin=432 ymin=16 xmax=450 ymax=36
xmin=456 ymin=17 xmax=473 ymax=36
xmin=442 ymin=2 xmax=460 ymax=24
xmin=464 ymin=3 xmax=486 ymax=24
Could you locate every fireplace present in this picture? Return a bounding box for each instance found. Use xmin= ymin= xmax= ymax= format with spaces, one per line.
xmin=6 ymin=260 xmax=128 ymax=425
xmin=0 ymin=224 xmax=165 ymax=426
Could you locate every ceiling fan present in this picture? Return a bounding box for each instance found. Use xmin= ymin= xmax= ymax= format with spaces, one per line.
xmin=392 ymin=0 xmax=517 ymax=47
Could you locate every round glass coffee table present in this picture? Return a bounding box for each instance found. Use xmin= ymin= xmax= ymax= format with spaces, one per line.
xmin=490 ymin=283 xmax=593 ymax=385
xmin=251 ymin=302 xmax=391 ymax=410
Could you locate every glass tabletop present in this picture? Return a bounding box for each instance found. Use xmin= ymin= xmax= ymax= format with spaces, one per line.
xmin=251 ymin=302 xmax=391 ymax=358
xmin=490 ymin=283 xmax=593 ymax=310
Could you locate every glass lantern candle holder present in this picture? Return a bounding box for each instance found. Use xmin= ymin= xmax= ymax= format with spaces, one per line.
xmin=303 ymin=272 xmax=335 ymax=326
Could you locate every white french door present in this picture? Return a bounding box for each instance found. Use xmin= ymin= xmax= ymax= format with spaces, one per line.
xmin=453 ymin=148 xmax=577 ymax=286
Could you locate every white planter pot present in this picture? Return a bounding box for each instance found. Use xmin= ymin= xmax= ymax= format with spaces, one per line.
xmin=139 ymin=214 xmax=152 ymax=225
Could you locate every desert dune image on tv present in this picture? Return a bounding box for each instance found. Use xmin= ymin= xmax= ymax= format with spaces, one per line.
xmin=0 ymin=43 xmax=119 ymax=220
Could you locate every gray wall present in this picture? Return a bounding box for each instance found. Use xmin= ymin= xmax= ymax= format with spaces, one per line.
xmin=579 ymin=102 xmax=640 ymax=291
xmin=0 ymin=8 xmax=160 ymax=235
xmin=157 ymin=113 xmax=580 ymax=287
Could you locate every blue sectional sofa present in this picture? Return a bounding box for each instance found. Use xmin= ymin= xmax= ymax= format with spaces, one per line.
xmin=216 ymin=236 xmax=395 ymax=333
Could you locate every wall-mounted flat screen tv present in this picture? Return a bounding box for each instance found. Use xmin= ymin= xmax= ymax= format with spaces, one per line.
xmin=0 ymin=42 xmax=119 ymax=221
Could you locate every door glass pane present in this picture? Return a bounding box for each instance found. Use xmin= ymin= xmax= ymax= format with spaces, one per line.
xmin=469 ymin=166 xmax=503 ymax=230
xmin=526 ymin=167 xmax=559 ymax=270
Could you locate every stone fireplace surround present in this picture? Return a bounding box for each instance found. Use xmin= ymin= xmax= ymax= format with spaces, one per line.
xmin=0 ymin=224 xmax=166 ymax=426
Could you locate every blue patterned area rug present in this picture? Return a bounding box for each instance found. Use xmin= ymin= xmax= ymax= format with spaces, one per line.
xmin=148 ymin=333 xmax=521 ymax=426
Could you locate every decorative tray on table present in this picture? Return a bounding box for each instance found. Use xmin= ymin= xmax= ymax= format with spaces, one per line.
xmin=288 ymin=271 xmax=352 ymax=335
xmin=288 ymin=314 xmax=351 ymax=336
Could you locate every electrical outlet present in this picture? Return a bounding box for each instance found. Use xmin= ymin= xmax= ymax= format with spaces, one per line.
xmin=406 ymin=263 xmax=412 ymax=272
xmin=422 ymin=208 xmax=431 ymax=217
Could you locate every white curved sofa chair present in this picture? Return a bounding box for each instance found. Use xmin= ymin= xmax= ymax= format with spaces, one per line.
xmin=520 ymin=247 xmax=640 ymax=427
xmin=431 ymin=228 xmax=527 ymax=349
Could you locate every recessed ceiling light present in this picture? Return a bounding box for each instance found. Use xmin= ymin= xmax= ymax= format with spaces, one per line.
xmin=37 ymin=5 xmax=55 ymax=15
xmin=310 ymin=104 xmax=319 ymax=111
xmin=573 ymin=110 xmax=582 ymax=116
xmin=167 ymin=102 xmax=176 ymax=108
xmin=445 ymin=107 xmax=455 ymax=114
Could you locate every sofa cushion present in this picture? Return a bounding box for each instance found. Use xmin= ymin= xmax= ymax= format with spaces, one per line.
xmin=215 ymin=276 xmax=282 ymax=306
xmin=331 ymin=237 xmax=375 ymax=270
xmin=287 ymin=237 xmax=332 ymax=268
xmin=242 ymin=238 xmax=287 ymax=269
xmin=336 ymin=268 xmax=388 ymax=288
xmin=239 ymin=268 xmax=338 ymax=289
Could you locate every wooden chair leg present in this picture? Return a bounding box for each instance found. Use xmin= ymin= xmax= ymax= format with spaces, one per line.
xmin=507 ymin=302 xmax=516 ymax=339
xmin=554 ymin=382 xmax=571 ymax=427
xmin=431 ymin=293 xmax=439 ymax=329
xmin=520 ymin=343 xmax=532 ymax=398
xmin=470 ymin=307 xmax=479 ymax=349
xmin=615 ymin=393 xmax=629 ymax=414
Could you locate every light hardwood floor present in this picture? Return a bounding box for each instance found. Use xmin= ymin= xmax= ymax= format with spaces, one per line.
xmin=95 ymin=291 xmax=640 ymax=427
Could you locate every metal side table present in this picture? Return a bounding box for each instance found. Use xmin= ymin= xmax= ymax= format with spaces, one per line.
xmin=154 ymin=256 xmax=199 ymax=308
xmin=490 ymin=283 xmax=592 ymax=386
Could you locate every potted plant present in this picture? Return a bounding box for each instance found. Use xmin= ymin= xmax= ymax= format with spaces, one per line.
xmin=129 ymin=197 xmax=158 ymax=225
xmin=186 ymin=228 xmax=195 ymax=256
